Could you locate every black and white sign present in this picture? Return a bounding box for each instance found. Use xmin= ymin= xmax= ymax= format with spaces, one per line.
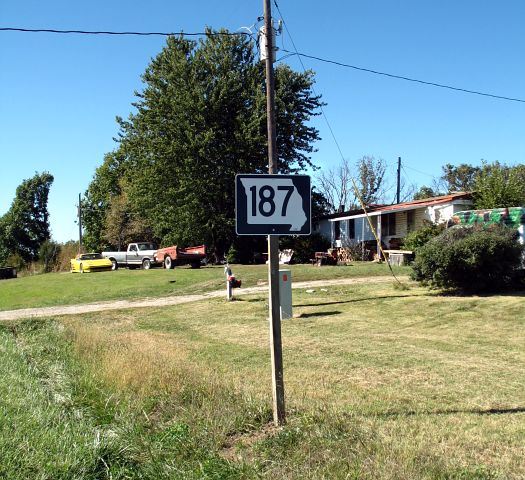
xmin=235 ymin=174 xmax=311 ymax=235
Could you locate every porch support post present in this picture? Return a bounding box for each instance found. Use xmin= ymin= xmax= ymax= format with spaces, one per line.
xmin=377 ymin=214 xmax=382 ymax=259
xmin=361 ymin=218 xmax=365 ymax=259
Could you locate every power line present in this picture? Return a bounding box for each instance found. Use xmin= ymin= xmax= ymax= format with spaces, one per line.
xmin=271 ymin=2 xmax=347 ymax=164
xmin=0 ymin=27 xmax=249 ymax=37
xmin=280 ymin=49 xmax=525 ymax=104
xmin=403 ymin=164 xmax=437 ymax=178
xmin=4 ymin=26 xmax=523 ymax=104
xmin=273 ymin=0 xmax=404 ymax=285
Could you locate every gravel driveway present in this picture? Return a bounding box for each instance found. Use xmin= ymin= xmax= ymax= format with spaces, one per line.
xmin=0 ymin=276 xmax=404 ymax=321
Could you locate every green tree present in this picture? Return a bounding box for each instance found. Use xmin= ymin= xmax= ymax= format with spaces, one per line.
xmin=56 ymin=240 xmax=80 ymax=272
xmin=279 ymin=233 xmax=330 ymax=264
xmin=0 ymin=172 xmax=54 ymax=263
xmin=356 ymin=155 xmax=387 ymax=205
xmin=440 ymin=163 xmax=480 ymax=193
xmin=413 ymin=186 xmax=441 ymax=200
xmin=82 ymin=151 xmax=127 ymax=251
xmin=473 ymin=161 xmax=525 ymax=208
xmin=83 ymin=31 xmax=323 ymax=258
xmin=311 ymin=188 xmax=331 ymax=219
xmin=103 ymin=189 xmax=152 ymax=250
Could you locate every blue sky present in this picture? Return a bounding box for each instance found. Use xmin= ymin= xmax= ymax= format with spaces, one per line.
xmin=1 ymin=0 xmax=523 ymax=242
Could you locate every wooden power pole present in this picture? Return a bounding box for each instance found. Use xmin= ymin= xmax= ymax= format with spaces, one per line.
xmin=263 ymin=0 xmax=285 ymax=426
xmin=396 ymin=157 xmax=401 ymax=204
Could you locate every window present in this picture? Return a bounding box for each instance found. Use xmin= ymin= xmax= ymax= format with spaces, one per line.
xmin=138 ymin=243 xmax=156 ymax=251
xmin=348 ymin=219 xmax=355 ymax=239
xmin=407 ymin=210 xmax=415 ymax=232
xmin=334 ymin=221 xmax=341 ymax=240
xmin=381 ymin=213 xmax=396 ymax=236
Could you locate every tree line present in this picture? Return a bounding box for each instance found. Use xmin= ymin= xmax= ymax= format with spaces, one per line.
xmin=316 ymin=158 xmax=525 ymax=214
xmin=81 ymin=30 xmax=323 ymax=261
xmin=80 ymin=30 xmax=525 ymax=259
xmin=1 ymin=30 xmax=524 ymax=270
xmin=0 ymin=172 xmax=54 ymax=269
xmin=414 ymin=162 xmax=525 ymax=208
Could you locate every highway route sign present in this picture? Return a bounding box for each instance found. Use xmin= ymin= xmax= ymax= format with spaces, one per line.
xmin=235 ymin=174 xmax=311 ymax=235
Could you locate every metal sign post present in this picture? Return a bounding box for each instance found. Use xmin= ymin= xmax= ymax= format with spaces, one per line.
xmin=234 ymin=0 xmax=309 ymax=426
xmin=235 ymin=173 xmax=310 ymax=425
xmin=264 ymin=0 xmax=284 ymax=426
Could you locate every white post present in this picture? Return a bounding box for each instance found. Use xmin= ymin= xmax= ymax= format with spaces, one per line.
xmin=279 ymin=269 xmax=292 ymax=320
xmin=225 ymin=264 xmax=233 ymax=301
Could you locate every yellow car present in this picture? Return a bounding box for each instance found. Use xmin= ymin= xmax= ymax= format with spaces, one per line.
xmin=70 ymin=253 xmax=113 ymax=273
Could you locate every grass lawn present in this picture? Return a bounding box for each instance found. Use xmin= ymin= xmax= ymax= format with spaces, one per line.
xmin=0 ymin=279 xmax=523 ymax=478
xmin=0 ymin=262 xmax=409 ymax=311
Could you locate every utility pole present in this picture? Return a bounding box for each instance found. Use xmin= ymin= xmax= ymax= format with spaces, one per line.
xmin=78 ymin=193 xmax=83 ymax=253
xmin=263 ymin=0 xmax=285 ymax=426
xmin=396 ymin=157 xmax=401 ymax=204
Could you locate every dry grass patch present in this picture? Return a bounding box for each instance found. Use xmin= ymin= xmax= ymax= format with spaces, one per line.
xmin=64 ymin=320 xmax=198 ymax=399
xmin=54 ymin=281 xmax=525 ymax=478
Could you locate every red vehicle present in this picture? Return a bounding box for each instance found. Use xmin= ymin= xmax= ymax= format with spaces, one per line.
xmin=154 ymin=245 xmax=207 ymax=269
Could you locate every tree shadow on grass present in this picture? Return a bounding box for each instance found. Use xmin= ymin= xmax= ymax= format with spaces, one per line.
xmin=437 ymin=288 xmax=525 ymax=298
xmin=297 ymin=293 xmax=432 ymax=308
xmin=296 ymin=311 xmax=341 ymax=319
xmin=364 ymin=406 xmax=525 ymax=418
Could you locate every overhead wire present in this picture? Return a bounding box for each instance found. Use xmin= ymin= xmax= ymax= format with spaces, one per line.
xmin=2 ymin=26 xmax=524 ymax=103
xmin=3 ymin=20 xmax=520 ymax=272
xmin=403 ymin=164 xmax=438 ymax=178
xmin=400 ymin=165 xmax=414 ymax=188
xmin=273 ymin=0 xmax=404 ymax=285
xmin=280 ymin=49 xmax=525 ymax=104
xmin=0 ymin=27 xmax=250 ymax=37
xmin=399 ymin=164 xmax=419 ymax=201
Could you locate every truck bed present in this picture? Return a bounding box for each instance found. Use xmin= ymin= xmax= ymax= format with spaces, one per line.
xmin=155 ymin=245 xmax=207 ymax=268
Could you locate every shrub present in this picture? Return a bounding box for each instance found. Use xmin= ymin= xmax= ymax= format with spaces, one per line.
xmin=56 ymin=241 xmax=80 ymax=272
xmin=402 ymin=220 xmax=445 ymax=252
xmin=279 ymin=233 xmax=331 ymax=264
xmin=340 ymin=239 xmax=369 ymax=261
xmin=226 ymin=236 xmax=268 ymax=264
xmin=411 ymin=224 xmax=523 ymax=292
xmin=226 ymin=244 xmax=241 ymax=264
xmin=38 ymin=240 xmax=61 ymax=273
xmin=6 ymin=253 xmax=26 ymax=271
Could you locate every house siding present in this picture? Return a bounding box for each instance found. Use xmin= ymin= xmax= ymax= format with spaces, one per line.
xmin=415 ymin=208 xmax=426 ymax=229
xmin=396 ymin=211 xmax=408 ymax=238
xmin=317 ymin=196 xmax=473 ymax=248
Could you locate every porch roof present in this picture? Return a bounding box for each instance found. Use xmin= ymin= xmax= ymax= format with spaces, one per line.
xmin=327 ymin=192 xmax=472 ymax=222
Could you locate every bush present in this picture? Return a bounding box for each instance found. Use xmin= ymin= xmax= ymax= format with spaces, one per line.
xmin=6 ymin=253 xmax=26 ymax=271
xmin=340 ymin=239 xmax=369 ymax=261
xmin=56 ymin=241 xmax=80 ymax=272
xmin=227 ymin=236 xmax=268 ymax=264
xmin=402 ymin=220 xmax=445 ymax=252
xmin=279 ymin=233 xmax=331 ymax=264
xmin=38 ymin=240 xmax=61 ymax=273
xmin=226 ymin=244 xmax=241 ymax=264
xmin=411 ymin=224 xmax=523 ymax=293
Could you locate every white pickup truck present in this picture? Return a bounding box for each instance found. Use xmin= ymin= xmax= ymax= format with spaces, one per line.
xmin=102 ymin=242 xmax=159 ymax=270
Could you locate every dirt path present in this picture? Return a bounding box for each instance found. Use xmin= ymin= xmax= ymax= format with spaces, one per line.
xmin=0 ymin=276 xmax=405 ymax=321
